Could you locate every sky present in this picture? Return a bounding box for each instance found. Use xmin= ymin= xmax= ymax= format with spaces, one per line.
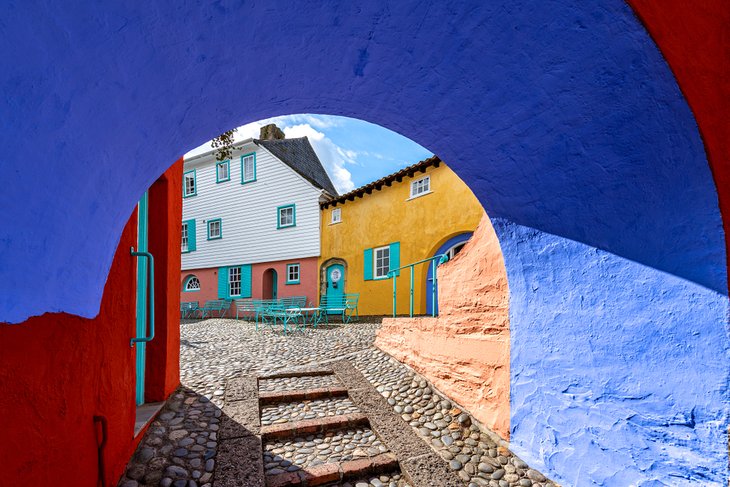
xmin=184 ymin=114 xmax=433 ymax=194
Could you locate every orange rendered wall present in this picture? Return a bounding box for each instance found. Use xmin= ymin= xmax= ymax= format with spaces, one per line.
xmin=375 ymin=214 xmax=511 ymax=438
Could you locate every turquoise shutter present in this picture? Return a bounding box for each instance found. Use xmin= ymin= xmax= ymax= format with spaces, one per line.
xmin=363 ymin=248 xmax=373 ymax=280
xmin=218 ymin=267 xmax=229 ymax=298
xmin=241 ymin=264 xmax=252 ymax=298
xmin=389 ymin=242 xmax=401 ymax=276
xmin=186 ymin=219 xmax=197 ymax=251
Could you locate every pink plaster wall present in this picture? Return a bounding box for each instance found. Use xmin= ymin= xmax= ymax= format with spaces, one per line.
xmin=251 ymin=257 xmax=319 ymax=304
xmin=375 ymin=214 xmax=511 ymax=439
xmin=180 ymin=257 xmax=320 ymax=315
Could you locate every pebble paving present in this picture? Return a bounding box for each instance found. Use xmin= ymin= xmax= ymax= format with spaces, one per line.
xmin=118 ymin=318 xmax=555 ymax=487
xmin=333 ymin=472 xmax=412 ymax=487
xmin=263 ymin=427 xmax=389 ymax=475
xmin=261 ymin=396 xmax=360 ymax=425
xmin=259 ymin=373 xmax=343 ymax=392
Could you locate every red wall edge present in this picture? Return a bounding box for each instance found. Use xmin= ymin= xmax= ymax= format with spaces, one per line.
xmin=0 ymin=160 xmax=184 ymax=486
xmin=627 ymin=0 xmax=730 ymax=290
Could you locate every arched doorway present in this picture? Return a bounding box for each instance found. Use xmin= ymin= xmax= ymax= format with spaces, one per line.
xmin=262 ymin=268 xmax=277 ymax=300
xmin=426 ymin=233 xmax=473 ymax=315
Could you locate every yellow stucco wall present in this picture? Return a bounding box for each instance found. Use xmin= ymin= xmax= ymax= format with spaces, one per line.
xmin=319 ymin=162 xmax=485 ymax=316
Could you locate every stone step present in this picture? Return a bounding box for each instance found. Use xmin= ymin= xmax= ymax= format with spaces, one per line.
xmin=259 ymin=373 xmax=344 ymax=393
xmin=261 ymin=413 xmax=369 ymax=441
xmin=265 ymin=452 xmax=399 ymax=487
xmin=259 ymin=369 xmax=335 ymax=380
xmin=259 ymin=387 xmax=350 ymax=405
xmin=261 ymin=396 xmax=361 ymax=427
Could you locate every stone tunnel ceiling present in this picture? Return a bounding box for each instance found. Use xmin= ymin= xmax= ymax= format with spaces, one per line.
xmin=0 ymin=0 xmax=727 ymax=485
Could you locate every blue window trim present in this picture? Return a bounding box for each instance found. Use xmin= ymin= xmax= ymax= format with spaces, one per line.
xmin=183 ymin=168 xmax=197 ymax=198
xmin=215 ymin=160 xmax=231 ymax=183
xmin=277 ymin=204 xmax=296 ymax=229
xmin=286 ymin=263 xmax=301 ymax=285
xmin=207 ymin=218 xmax=222 ymax=240
xmin=240 ymin=152 xmax=257 ymax=184
xmin=182 ymin=274 xmax=200 ymax=292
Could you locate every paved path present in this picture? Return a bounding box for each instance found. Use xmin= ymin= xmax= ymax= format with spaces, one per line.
xmin=118 ymin=319 xmax=555 ymax=487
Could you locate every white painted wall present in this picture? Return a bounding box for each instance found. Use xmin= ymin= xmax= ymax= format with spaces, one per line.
xmin=181 ymin=141 xmax=323 ymax=270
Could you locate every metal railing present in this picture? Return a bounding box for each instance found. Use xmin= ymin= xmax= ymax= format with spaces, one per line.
xmin=387 ymin=253 xmax=448 ymax=318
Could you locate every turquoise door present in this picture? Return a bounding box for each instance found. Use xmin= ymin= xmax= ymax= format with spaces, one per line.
xmin=326 ymin=264 xmax=345 ymax=315
xmin=135 ymin=192 xmax=149 ymax=406
xmin=271 ymin=270 xmax=278 ymax=299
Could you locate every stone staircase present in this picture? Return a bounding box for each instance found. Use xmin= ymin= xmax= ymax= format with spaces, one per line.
xmin=214 ymin=362 xmax=462 ymax=487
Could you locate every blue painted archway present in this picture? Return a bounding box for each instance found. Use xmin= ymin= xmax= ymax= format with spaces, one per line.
xmin=1 ymin=1 xmax=727 ymax=484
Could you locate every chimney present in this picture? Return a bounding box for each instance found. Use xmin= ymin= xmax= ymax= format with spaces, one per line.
xmin=259 ymin=123 xmax=286 ymax=140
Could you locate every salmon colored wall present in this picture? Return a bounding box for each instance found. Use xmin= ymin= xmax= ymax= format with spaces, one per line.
xmin=320 ymin=163 xmax=484 ymax=315
xmin=251 ymin=257 xmax=319 ymax=304
xmin=180 ymin=257 xmax=320 ymax=314
xmin=375 ymin=214 xmax=511 ymax=438
xmin=0 ymin=162 xmax=182 ymax=487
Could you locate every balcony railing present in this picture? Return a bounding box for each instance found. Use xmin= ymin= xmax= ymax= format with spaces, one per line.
xmin=387 ymin=253 xmax=448 ymax=318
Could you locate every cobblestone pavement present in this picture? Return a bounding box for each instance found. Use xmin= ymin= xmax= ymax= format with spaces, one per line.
xmin=260 ymin=396 xmax=360 ymax=426
xmin=119 ymin=319 xmax=555 ymax=487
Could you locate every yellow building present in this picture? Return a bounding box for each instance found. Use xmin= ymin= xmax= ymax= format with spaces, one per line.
xmin=319 ymin=156 xmax=485 ymax=316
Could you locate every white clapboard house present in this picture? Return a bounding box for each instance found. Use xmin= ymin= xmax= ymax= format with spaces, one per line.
xmin=180 ymin=125 xmax=337 ymax=310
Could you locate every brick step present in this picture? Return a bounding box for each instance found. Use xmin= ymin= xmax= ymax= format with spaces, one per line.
xmin=261 ymin=413 xmax=369 ymax=440
xmin=259 ymin=369 xmax=335 ymax=380
xmin=259 ymin=387 xmax=349 ymax=405
xmin=266 ymin=453 xmax=399 ymax=487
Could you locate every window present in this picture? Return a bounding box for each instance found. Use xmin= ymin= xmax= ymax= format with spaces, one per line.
xmin=207 ymin=218 xmax=222 ymax=240
xmin=331 ymin=207 xmax=342 ymax=224
xmin=216 ymin=160 xmax=230 ymax=183
xmin=286 ymin=263 xmax=300 ymax=284
xmin=374 ymin=246 xmax=390 ymax=279
xmin=184 ymin=275 xmax=200 ymax=291
xmin=410 ymin=175 xmax=430 ymax=198
xmin=228 ymin=266 xmax=241 ymax=297
xmin=181 ymin=222 xmax=189 ymax=252
xmin=241 ymin=153 xmax=256 ymax=183
xmin=183 ymin=169 xmax=196 ymax=197
xmin=277 ymin=204 xmax=296 ymax=228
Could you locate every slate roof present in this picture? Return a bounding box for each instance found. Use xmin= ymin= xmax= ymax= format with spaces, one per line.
xmin=256 ymin=137 xmax=338 ymax=196
xmin=321 ymin=155 xmax=441 ymax=209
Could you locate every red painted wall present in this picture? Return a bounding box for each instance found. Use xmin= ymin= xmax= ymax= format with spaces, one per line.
xmin=627 ymin=0 xmax=730 ymax=289
xmin=0 ymin=161 xmax=183 ymax=486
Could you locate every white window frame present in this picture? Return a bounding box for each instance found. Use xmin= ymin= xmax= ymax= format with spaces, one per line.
xmin=207 ymin=219 xmax=221 ymax=240
xmin=181 ymin=222 xmax=189 ymax=252
xmin=242 ymin=154 xmax=256 ymax=183
xmin=331 ymin=207 xmax=342 ymax=224
xmin=183 ymin=170 xmax=196 ymax=197
xmin=216 ymin=160 xmax=230 ymax=182
xmin=229 ymin=266 xmax=242 ymax=297
xmin=277 ymin=205 xmax=295 ymax=228
xmin=374 ymin=245 xmax=391 ymax=279
xmin=287 ymin=264 xmax=300 ymax=284
xmin=409 ymin=175 xmax=431 ymax=199
xmin=184 ymin=276 xmax=200 ymax=291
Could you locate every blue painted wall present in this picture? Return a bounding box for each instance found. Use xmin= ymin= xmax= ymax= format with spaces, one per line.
xmin=0 ymin=0 xmax=727 ymax=483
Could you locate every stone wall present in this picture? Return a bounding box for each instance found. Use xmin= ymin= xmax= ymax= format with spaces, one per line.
xmin=375 ymin=213 xmax=510 ymax=439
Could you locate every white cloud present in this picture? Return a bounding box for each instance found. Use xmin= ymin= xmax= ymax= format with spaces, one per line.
xmin=284 ymin=123 xmax=355 ymax=193
xmin=184 ymin=114 xmax=356 ymax=193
